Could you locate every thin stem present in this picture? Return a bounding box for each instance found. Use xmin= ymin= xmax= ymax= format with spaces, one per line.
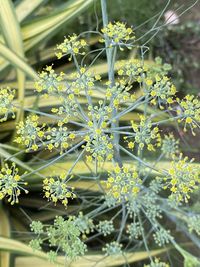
xmin=101 ymin=0 xmax=122 ymax=166
xmin=119 ymin=144 xmax=160 ymax=173
xmin=22 ymin=140 xmax=85 ymax=179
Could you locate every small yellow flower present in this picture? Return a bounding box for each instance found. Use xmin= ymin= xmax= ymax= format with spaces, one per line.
xmin=69 ymin=133 xmax=76 ymax=139
xmin=128 ymin=142 xmax=134 ymax=149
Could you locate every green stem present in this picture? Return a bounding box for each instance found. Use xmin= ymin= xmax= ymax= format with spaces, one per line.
xmin=101 ymin=0 xmax=122 ymax=166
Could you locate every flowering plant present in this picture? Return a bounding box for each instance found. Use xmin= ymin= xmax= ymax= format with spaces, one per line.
xmin=0 ymin=1 xmax=200 ymax=266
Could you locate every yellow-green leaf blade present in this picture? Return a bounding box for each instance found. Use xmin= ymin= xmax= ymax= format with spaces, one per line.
xmin=0 ymin=206 xmax=11 ymax=267
xmin=0 ymin=42 xmax=37 ymax=80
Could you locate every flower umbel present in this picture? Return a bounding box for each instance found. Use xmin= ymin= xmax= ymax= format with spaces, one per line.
xmin=97 ymin=220 xmax=114 ymax=236
xmin=161 ymin=133 xmax=180 ymax=159
xmin=177 ymin=94 xmax=200 ymax=135
xmin=15 ymin=114 xmax=46 ymax=151
xmin=163 ymin=155 xmax=200 ymax=203
xmin=35 ymin=65 xmax=65 ymax=94
xmin=106 ymin=165 xmax=142 ymax=202
xmin=101 ymin=21 xmax=135 ymax=49
xmin=30 ymin=216 xmax=87 ymax=261
xmin=0 ymin=163 xmax=28 ymax=204
xmin=102 ymin=241 xmax=123 ymax=256
xmin=129 ymin=115 xmax=161 ymax=152
xmin=0 ymin=87 xmax=16 ymax=122
xmin=145 ymin=75 xmax=176 ymax=107
xmin=43 ymin=173 xmax=76 ymax=206
xmin=55 ymin=34 xmax=87 ymax=60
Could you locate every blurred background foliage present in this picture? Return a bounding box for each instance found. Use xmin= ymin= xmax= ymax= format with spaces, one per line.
xmin=0 ymin=0 xmax=199 ymax=266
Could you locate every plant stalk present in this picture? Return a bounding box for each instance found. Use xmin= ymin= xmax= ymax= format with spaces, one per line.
xmin=100 ymin=0 xmax=122 ymax=166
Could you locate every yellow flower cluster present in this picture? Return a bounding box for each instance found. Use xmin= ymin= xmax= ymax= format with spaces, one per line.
xmin=15 ymin=115 xmax=77 ymax=154
xmin=43 ymin=174 xmax=76 ymax=206
xmin=117 ymin=59 xmax=147 ymax=83
xmin=145 ymin=75 xmax=176 ymax=107
xmin=15 ymin=115 xmax=45 ymax=151
xmin=0 ymin=163 xmax=28 ymax=205
xmin=106 ymin=165 xmax=142 ymax=202
xmin=128 ymin=115 xmax=161 ymax=151
xmin=83 ymin=134 xmax=114 ymax=162
xmin=70 ymin=68 xmax=98 ymax=96
xmin=87 ymin=102 xmax=111 ymax=123
xmin=101 ymin=22 xmax=135 ymax=49
xmin=177 ymin=95 xmax=200 ymax=135
xmin=163 ymin=156 xmax=200 ymax=203
xmin=0 ymin=87 xmax=16 ymax=122
xmin=46 ymin=122 xmax=76 ymax=154
xmin=35 ymin=65 xmax=65 ymax=94
xmin=55 ymin=34 xmax=87 ymax=60
xmin=105 ymin=82 xmax=135 ymax=108
xmin=51 ymin=97 xmax=78 ymax=120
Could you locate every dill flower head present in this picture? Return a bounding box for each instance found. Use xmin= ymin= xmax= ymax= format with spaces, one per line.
xmin=105 ymin=82 xmax=134 ymax=108
xmin=30 ymin=216 xmax=87 ymax=261
xmin=177 ymin=94 xmax=200 ymax=135
xmin=30 ymin=221 xmax=44 ymax=235
xmin=49 ymin=216 xmax=87 ymax=260
xmin=128 ymin=115 xmax=161 ymax=151
xmin=163 ymin=155 xmax=200 ymax=203
xmin=46 ymin=123 xmax=71 ymax=154
xmin=153 ymin=228 xmax=172 ymax=247
xmin=145 ymin=75 xmax=176 ymax=107
xmin=71 ymin=68 xmax=96 ymax=96
xmin=72 ymin=212 xmax=94 ymax=237
xmin=101 ymin=21 xmax=135 ymax=49
xmin=55 ymin=34 xmax=87 ymax=60
xmin=0 ymin=163 xmax=28 ymax=205
xmin=97 ymin=220 xmax=114 ymax=236
xmin=106 ymin=165 xmax=142 ymax=202
xmin=15 ymin=114 xmax=46 ymax=151
xmin=35 ymin=65 xmax=65 ymax=94
xmin=0 ymin=87 xmax=16 ymax=122
xmin=83 ymin=133 xmax=114 ymax=162
xmin=103 ymin=241 xmax=123 ymax=256
xmin=147 ymin=56 xmax=172 ymax=77
xmin=187 ymin=215 xmax=200 ymax=236
xmin=127 ymin=222 xmax=142 ymax=239
xmin=117 ymin=59 xmax=147 ymax=83
xmin=161 ymin=133 xmax=180 ymax=159
xmin=51 ymin=97 xmax=78 ymax=120
xmin=43 ymin=173 xmax=76 ymax=206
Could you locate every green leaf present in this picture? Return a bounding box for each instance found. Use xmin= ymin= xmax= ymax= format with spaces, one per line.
xmin=22 ymin=0 xmax=94 ymax=41
xmin=0 ymin=42 xmax=37 ymax=80
xmin=23 ymin=0 xmax=94 ymax=51
xmin=0 ymin=0 xmax=94 ymax=75
xmin=0 ymin=237 xmax=49 ymax=259
xmin=15 ymin=0 xmax=46 ymax=22
xmin=15 ymin=247 xmax=168 ymax=267
xmin=0 ymin=206 xmax=11 ymax=267
xmin=0 ymin=0 xmax=25 ymax=121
